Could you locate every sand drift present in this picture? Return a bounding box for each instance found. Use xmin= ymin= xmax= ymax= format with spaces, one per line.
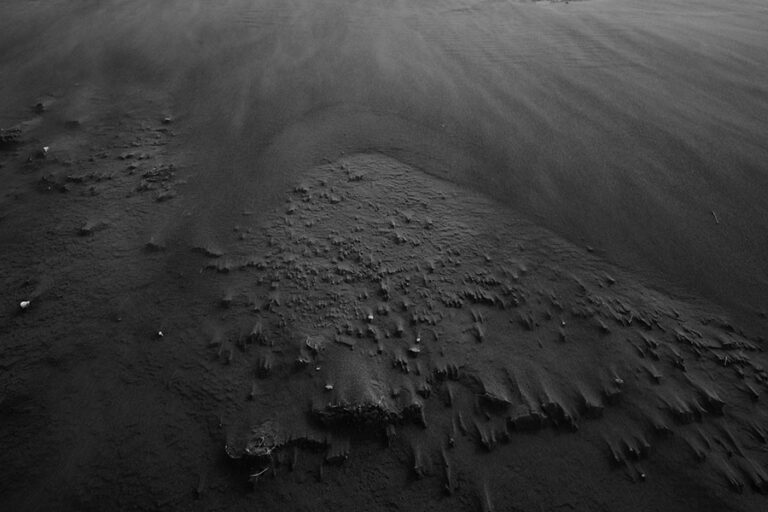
xmin=211 ymin=153 xmax=768 ymax=496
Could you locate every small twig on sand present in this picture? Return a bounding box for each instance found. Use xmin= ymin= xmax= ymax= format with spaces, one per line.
xmin=711 ymin=210 xmax=720 ymax=224
xmin=249 ymin=467 xmax=270 ymax=486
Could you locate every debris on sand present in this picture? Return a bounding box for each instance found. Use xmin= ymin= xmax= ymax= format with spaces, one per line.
xmin=35 ymin=146 xmax=50 ymax=159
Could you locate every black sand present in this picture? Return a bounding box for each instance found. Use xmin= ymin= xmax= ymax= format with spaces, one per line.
xmin=2 ymin=1 xmax=768 ymax=511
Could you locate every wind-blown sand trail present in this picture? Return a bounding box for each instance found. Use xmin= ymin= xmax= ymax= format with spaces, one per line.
xmin=1 ymin=0 xmax=768 ymax=511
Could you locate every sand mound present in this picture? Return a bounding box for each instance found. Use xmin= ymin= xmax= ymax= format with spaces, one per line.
xmin=206 ymin=153 xmax=768 ymax=499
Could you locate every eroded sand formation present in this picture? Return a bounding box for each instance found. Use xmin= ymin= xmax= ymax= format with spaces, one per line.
xmin=199 ymin=153 xmax=768 ymax=498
